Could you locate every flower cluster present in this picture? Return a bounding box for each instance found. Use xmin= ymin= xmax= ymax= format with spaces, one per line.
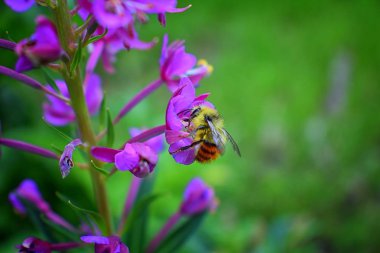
xmin=1 ymin=0 xmax=227 ymax=252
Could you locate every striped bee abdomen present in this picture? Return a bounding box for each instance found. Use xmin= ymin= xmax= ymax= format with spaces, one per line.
xmin=196 ymin=141 xmax=220 ymax=163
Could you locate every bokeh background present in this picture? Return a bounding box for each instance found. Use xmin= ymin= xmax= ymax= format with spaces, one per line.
xmin=1 ymin=0 xmax=380 ymax=252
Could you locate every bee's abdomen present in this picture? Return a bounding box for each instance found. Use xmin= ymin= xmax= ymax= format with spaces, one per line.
xmin=196 ymin=142 xmax=220 ymax=163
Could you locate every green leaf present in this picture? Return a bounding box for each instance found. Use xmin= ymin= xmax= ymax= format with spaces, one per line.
xmin=106 ymin=109 xmax=114 ymax=147
xmin=99 ymin=93 xmax=107 ymax=131
xmin=85 ymin=28 xmax=108 ymax=46
xmin=156 ymin=212 xmax=208 ymax=253
xmin=70 ymin=39 xmax=83 ymax=74
xmin=123 ymin=174 xmax=157 ymax=252
xmin=40 ymin=215 xmax=80 ymax=242
xmin=41 ymin=67 xmax=60 ymax=92
xmin=51 ymin=144 xmax=64 ymax=155
xmin=42 ymin=118 xmax=72 ymax=142
xmin=18 ymin=198 xmax=57 ymax=242
xmin=123 ymin=193 xmax=163 ymax=235
xmin=56 ymin=192 xmax=102 ymax=220
xmin=90 ymin=160 xmax=110 ymax=176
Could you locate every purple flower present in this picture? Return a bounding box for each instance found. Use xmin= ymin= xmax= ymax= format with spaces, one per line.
xmin=81 ymin=235 xmax=129 ymax=253
xmin=165 ymin=77 xmax=214 ymax=164
xmin=59 ymin=139 xmax=83 ymax=178
xmin=129 ymin=127 xmax=164 ymax=153
xmin=43 ymin=73 xmax=103 ymax=126
xmin=17 ymin=237 xmax=81 ymax=253
xmin=17 ymin=237 xmax=51 ymax=253
xmin=160 ymin=35 xmax=212 ymax=92
xmin=9 ymin=179 xmax=75 ymax=231
xmin=92 ymin=142 xmax=158 ymax=178
xmin=15 ymin=16 xmax=62 ymax=72
xmin=86 ymin=25 xmax=156 ymax=73
xmin=136 ymin=0 xmax=191 ymax=26
xmin=180 ymin=178 xmax=217 ymax=215
xmin=4 ymin=0 xmax=34 ymax=12
xmin=79 ymin=0 xmax=189 ymax=29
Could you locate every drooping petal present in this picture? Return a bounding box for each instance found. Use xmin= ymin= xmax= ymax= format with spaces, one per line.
xmin=168 ymin=138 xmax=196 ymax=165
xmin=59 ymin=139 xmax=82 ymax=178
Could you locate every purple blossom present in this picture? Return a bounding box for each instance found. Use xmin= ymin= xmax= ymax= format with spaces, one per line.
xmin=43 ymin=73 xmax=103 ymax=126
xmin=4 ymin=0 xmax=34 ymax=12
xmin=86 ymin=25 xmax=156 ymax=73
xmin=160 ymin=35 xmax=213 ymax=92
xmin=81 ymin=235 xmax=129 ymax=253
xmin=15 ymin=16 xmax=62 ymax=72
xmin=16 ymin=237 xmax=81 ymax=253
xmin=17 ymin=237 xmax=51 ymax=253
xmin=59 ymin=139 xmax=83 ymax=178
xmin=92 ymin=142 xmax=158 ymax=178
xmin=180 ymin=177 xmax=217 ymax=215
xmin=9 ymin=179 xmax=75 ymax=231
xmin=78 ymin=0 xmax=189 ymax=29
xmin=165 ymin=77 xmax=214 ymax=164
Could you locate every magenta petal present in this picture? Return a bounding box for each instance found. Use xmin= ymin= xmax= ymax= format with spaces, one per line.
xmin=93 ymin=0 xmax=132 ymax=29
xmin=91 ymin=147 xmax=119 ymax=163
xmin=15 ymin=56 xmax=34 ymax=72
xmin=4 ymin=0 xmax=34 ymax=12
xmin=168 ymin=138 xmax=196 ymax=165
xmin=132 ymin=143 xmax=158 ymax=165
xmin=114 ymin=144 xmax=139 ymax=171
xmin=81 ymin=235 xmax=109 ymax=244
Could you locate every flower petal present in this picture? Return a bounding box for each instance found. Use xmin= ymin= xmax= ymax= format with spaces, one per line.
xmin=91 ymin=147 xmax=119 ymax=163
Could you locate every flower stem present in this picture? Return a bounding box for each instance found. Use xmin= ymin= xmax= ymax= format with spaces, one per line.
xmin=117 ymin=176 xmax=142 ymax=235
xmin=0 ymin=65 xmax=70 ymax=103
xmin=0 ymin=138 xmax=58 ymax=159
xmin=113 ymin=79 xmax=163 ymax=124
xmin=50 ymin=242 xmax=83 ymax=251
xmin=122 ymin=124 xmax=166 ymax=148
xmin=0 ymin=38 xmax=16 ymax=51
xmin=97 ymin=79 xmax=163 ymax=141
xmin=53 ymin=0 xmax=112 ymax=235
xmin=146 ymin=211 xmax=182 ymax=253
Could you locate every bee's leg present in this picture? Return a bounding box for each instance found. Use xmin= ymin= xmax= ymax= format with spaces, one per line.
xmin=170 ymin=140 xmax=203 ymax=154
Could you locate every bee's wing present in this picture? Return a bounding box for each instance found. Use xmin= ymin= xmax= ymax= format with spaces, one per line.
xmin=206 ymin=119 xmax=226 ymax=153
xmin=222 ymin=129 xmax=241 ymax=157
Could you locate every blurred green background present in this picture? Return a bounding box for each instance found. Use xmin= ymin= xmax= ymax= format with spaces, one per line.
xmin=1 ymin=0 xmax=380 ymax=252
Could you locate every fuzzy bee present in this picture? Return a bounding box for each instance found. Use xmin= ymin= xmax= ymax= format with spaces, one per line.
xmin=171 ymin=105 xmax=241 ymax=162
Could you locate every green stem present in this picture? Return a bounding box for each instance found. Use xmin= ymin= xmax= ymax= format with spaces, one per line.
xmin=53 ymin=0 xmax=112 ymax=235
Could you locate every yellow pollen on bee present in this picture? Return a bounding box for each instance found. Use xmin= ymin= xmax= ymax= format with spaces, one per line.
xmin=198 ymin=59 xmax=214 ymax=74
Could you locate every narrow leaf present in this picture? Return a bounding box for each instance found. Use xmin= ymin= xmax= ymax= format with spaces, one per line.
xmin=85 ymin=28 xmax=108 ymax=46
xmin=41 ymin=67 xmax=60 ymax=92
xmin=18 ymin=198 xmax=57 ymax=242
xmin=123 ymin=193 xmax=163 ymax=235
xmin=70 ymin=39 xmax=83 ymax=74
xmin=124 ymin=174 xmax=157 ymax=252
xmin=156 ymin=212 xmax=208 ymax=253
xmin=40 ymin=215 xmax=79 ymax=242
xmin=90 ymin=160 xmax=110 ymax=176
xmin=99 ymin=93 xmax=107 ymax=131
xmin=56 ymin=192 xmax=102 ymax=220
xmin=42 ymin=118 xmax=72 ymax=142
xmin=106 ymin=109 xmax=114 ymax=147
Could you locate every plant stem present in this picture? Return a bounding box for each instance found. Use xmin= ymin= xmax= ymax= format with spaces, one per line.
xmin=0 ymin=38 xmax=16 ymax=51
xmin=53 ymin=0 xmax=112 ymax=235
xmin=97 ymin=79 xmax=163 ymax=141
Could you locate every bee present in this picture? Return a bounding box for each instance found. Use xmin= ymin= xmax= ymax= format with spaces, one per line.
xmin=171 ymin=105 xmax=241 ymax=162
